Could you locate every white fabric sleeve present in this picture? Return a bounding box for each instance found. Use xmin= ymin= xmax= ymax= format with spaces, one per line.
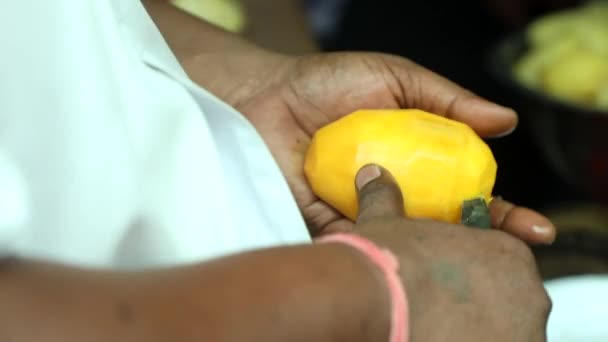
xmin=0 ymin=149 xmax=28 ymax=257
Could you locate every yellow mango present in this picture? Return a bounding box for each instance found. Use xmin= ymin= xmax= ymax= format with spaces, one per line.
xmin=514 ymin=35 xmax=580 ymax=88
xmin=528 ymin=10 xmax=581 ymax=47
xmin=304 ymin=109 xmax=497 ymax=224
xmin=542 ymin=49 xmax=608 ymax=104
xmin=597 ymin=83 xmax=608 ymax=110
xmin=515 ymin=2 xmax=608 ymax=110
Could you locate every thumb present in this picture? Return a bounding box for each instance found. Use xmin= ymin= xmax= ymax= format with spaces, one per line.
xmin=381 ymin=54 xmax=518 ymax=138
xmin=355 ymin=164 xmax=405 ymax=223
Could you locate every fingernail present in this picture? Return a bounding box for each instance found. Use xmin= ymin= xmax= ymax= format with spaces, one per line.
xmin=533 ymin=225 xmax=556 ymax=244
xmin=467 ymin=98 xmax=519 ymax=138
xmin=356 ymin=165 xmax=381 ymax=190
xmin=532 ymin=225 xmax=555 ymax=245
xmin=488 ymin=124 xmax=517 ymax=139
xmin=470 ymin=98 xmax=517 ymax=119
xmin=532 ymin=225 xmax=552 ymax=237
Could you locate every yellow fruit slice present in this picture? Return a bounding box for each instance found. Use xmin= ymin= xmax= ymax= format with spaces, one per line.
xmin=304 ymin=109 xmax=497 ymax=223
xmin=543 ymin=49 xmax=608 ymax=105
xmin=515 ymin=2 xmax=608 ymax=110
xmin=528 ymin=10 xmax=582 ymax=47
xmin=171 ymin=0 xmax=246 ymax=33
xmin=596 ymin=83 xmax=608 ymax=110
xmin=514 ymin=35 xmax=580 ymax=88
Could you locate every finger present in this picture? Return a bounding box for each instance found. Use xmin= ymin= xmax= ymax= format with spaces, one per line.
xmin=355 ymin=164 xmax=405 ymax=223
xmin=302 ymin=200 xmax=351 ymax=236
xmin=382 ymin=55 xmax=518 ymax=137
xmin=317 ymin=219 xmax=356 ymax=236
xmin=490 ymin=197 xmax=556 ymax=245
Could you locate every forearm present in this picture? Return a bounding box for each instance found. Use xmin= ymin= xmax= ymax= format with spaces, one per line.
xmin=143 ymin=0 xmax=292 ymax=105
xmin=240 ymin=0 xmax=319 ymax=54
xmin=0 ymin=244 xmax=389 ymax=341
xmin=143 ymin=0 xmax=261 ymax=60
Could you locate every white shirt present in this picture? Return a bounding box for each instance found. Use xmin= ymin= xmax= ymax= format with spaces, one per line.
xmin=0 ymin=0 xmax=310 ymax=269
xmin=546 ymin=275 xmax=608 ymax=342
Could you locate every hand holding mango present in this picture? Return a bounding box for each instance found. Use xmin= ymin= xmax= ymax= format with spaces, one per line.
xmin=304 ymin=109 xmax=496 ymax=227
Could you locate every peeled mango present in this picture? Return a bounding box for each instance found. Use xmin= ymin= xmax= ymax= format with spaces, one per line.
xmin=304 ymin=109 xmax=497 ymax=224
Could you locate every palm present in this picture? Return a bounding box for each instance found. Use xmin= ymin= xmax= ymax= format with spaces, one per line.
xmin=237 ymin=53 xmax=410 ymax=234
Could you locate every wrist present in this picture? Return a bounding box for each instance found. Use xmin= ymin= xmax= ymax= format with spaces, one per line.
xmin=183 ymin=47 xmax=295 ymax=108
xmin=317 ymin=233 xmax=410 ymax=342
xmin=331 ymin=242 xmax=393 ymax=342
xmin=145 ymin=0 xmax=296 ymax=108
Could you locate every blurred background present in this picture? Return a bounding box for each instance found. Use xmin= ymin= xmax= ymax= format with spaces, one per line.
xmin=172 ymin=0 xmax=608 ymax=279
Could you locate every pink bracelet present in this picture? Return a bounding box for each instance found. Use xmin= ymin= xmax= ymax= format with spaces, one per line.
xmin=315 ymin=233 xmax=409 ymax=342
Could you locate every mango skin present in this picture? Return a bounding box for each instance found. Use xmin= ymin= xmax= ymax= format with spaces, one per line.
xmin=304 ymin=109 xmax=497 ymax=223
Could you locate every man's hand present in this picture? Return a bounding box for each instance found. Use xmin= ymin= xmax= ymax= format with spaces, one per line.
xmin=354 ymin=164 xmax=551 ymax=341
xmin=145 ymin=3 xmax=555 ymax=243
xmin=222 ymin=52 xmax=555 ymax=242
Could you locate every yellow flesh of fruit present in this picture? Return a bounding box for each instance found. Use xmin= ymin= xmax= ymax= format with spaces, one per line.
xmin=304 ymin=109 xmax=497 ymax=224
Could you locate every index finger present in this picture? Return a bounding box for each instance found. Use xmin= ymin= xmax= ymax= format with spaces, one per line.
xmin=490 ymin=197 xmax=557 ymax=245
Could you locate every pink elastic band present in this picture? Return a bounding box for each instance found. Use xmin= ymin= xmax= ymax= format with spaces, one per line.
xmin=315 ymin=233 xmax=409 ymax=342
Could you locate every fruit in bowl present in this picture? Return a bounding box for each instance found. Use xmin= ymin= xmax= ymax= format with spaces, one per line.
xmin=513 ymin=1 xmax=608 ymax=110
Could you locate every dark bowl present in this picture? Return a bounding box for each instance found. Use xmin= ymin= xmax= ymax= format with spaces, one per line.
xmin=487 ymin=32 xmax=608 ymax=202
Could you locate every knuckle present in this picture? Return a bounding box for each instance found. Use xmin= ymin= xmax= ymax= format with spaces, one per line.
xmin=487 ymin=230 xmax=535 ymax=262
xmin=525 ymin=286 xmax=552 ymax=327
xmin=537 ymin=289 xmax=553 ymax=317
xmin=541 ymin=291 xmax=553 ymax=317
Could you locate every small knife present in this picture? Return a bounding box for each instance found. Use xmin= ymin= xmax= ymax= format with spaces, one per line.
xmin=461 ymin=198 xmax=492 ymax=229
